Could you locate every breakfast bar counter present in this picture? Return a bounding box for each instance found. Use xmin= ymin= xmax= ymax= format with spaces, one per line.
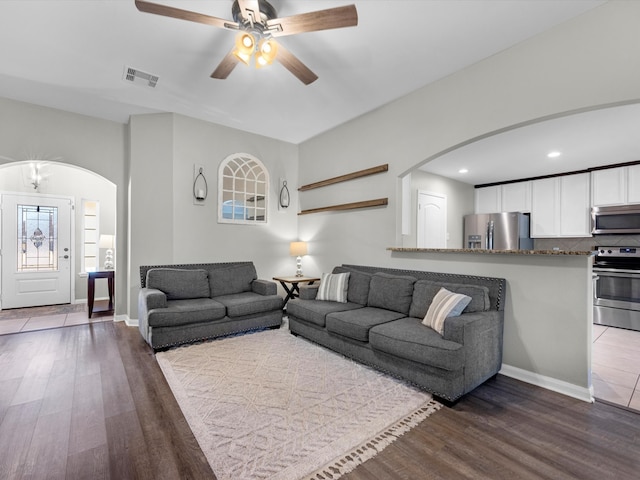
xmin=387 ymin=247 xmax=595 ymax=256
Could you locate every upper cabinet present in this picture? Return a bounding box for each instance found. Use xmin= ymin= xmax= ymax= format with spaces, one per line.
xmin=531 ymin=173 xmax=591 ymax=237
xmin=475 ymin=186 xmax=500 ymax=214
xmin=475 ymin=182 xmax=531 ymax=214
xmin=474 ymin=164 xmax=640 ymax=238
xmin=502 ymin=182 xmax=532 ymax=213
xmin=592 ymin=164 xmax=640 ymax=206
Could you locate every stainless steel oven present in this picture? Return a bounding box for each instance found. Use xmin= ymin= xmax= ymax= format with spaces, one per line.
xmin=593 ymin=246 xmax=640 ymax=331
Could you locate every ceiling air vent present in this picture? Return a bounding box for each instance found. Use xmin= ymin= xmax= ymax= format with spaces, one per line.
xmin=123 ymin=66 xmax=159 ymax=88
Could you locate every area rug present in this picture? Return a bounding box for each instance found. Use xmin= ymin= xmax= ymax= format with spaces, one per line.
xmin=156 ymin=325 xmax=441 ymax=480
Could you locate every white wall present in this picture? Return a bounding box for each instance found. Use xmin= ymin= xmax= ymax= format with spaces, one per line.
xmin=128 ymin=113 xmax=299 ymax=318
xmin=0 ymin=97 xmax=128 ymax=314
xmin=298 ymin=1 xmax=640 ymax=394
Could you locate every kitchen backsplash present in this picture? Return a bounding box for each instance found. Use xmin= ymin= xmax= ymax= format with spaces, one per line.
xmin=534 ymin=235 xmax=640 ymax=252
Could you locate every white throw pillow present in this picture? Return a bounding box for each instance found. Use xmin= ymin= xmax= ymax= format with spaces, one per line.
xmin=316 ymin=272 xmax=350 ymax=303
xmin=423 ymin=287 xmax=472 ymax=335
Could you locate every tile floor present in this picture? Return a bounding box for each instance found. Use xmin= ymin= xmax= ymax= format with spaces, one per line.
xmin=0 ymin=302 xmax=112 ymax=335
xmin=592 ymin=323 xmax=640 ymax=410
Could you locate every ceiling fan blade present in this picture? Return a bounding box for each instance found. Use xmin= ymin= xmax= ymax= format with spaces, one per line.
xmin=275 ymin=43 xmax=318 ymax=85
xmin=266 ymin=5 xmax=358 ymax=37
xmin=135 ymin=0 xmax=236 ymax=30
xmin=211 ymin=51 xmax=240 ymax=79
xmin=236 ymin=0 xmax=262 ymax=24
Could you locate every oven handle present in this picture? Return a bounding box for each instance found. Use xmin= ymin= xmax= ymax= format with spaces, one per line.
xmin=592 ymin=268 xmax=640 ymax=276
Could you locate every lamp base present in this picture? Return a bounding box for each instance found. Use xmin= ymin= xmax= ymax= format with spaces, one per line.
xmin=295 ymin=256 xmax=303 ymax=277
xmin=104 ymin=249 xmax=114 ymax=270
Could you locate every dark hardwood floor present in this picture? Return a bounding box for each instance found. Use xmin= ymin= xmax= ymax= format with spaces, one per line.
xmin=1 ymin=321 xmax=639 ymax=480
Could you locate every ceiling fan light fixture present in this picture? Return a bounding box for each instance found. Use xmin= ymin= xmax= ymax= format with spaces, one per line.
xmin=233 ymin=32 xmax=256 ymax=65
xmin=256 ymin=38 xmax=278 ymax=67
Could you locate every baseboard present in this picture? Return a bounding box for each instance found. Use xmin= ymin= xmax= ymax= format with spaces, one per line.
xmin=499 ymin=364 xmax=594 ymax=403
xmin=123 ymin=315 xmax=138 ymax=327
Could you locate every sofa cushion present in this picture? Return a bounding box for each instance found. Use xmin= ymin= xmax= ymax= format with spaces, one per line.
xmin=367 ymin=273 xmax=417 ymax=315
xmin=147 ymin=298 xmax=226 ymax=327
xmin=332 ymin=267 xmax=372 ymax=305
xmin=423 ymin=288 xmax=472 ymax=335
xmin=409 ymin=280 xmax=490 ymax=319
xmin=209 ymin=263 xmax=257 ymax=297
xmin=316 ymin=272 xmax=350 ymax=303
xmin=286 ymin=299 xmax=364 ymax=328
xmin=146 ymin=268 xmax=210 ymax=300
xmin=326 ymin=307 xmax=406 ymax=342
xmin=215 ymin=292 xmax=283 ymax=317
xmin=369 ymin=317 xmax=464 ymax=371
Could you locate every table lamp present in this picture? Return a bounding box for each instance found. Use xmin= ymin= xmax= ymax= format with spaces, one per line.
xmin=99 ymin=234 xmax=115 ymax=270
xmin=289 ymin=241 xmax=308 ymax=277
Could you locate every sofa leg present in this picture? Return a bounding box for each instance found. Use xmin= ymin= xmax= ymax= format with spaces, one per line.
xmin=434 ymin=395 xmax=460 ymax=408
xmin=289 ymin=330 xmax=299 ymax=337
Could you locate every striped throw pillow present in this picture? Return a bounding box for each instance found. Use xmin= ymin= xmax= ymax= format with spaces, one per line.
xmin=423 ymin=287 xmax=471 ymax=335
xmin=316 ymin=272 xmax=350 ymax=303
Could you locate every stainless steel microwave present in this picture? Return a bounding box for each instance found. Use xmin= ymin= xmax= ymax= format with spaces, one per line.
xmin=592 ymin=204 xmax=640 ymax=234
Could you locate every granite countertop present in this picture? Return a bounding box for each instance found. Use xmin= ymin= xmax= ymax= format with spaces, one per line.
xmin=387 ymin=247 xmax=595 ymax=256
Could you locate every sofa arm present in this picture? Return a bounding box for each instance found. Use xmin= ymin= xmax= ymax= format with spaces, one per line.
xmin=444 ymin=310 xmax=504 ymax=390
xmin=252 ymin=279 xmax=277 ymax=296
xmin=139 ymin=287 xmax=167 ymax=310
xmin=298 ymin=285 xmax=319 ymax=300
xmin=138 ymin=288 xmax=167 ymax=344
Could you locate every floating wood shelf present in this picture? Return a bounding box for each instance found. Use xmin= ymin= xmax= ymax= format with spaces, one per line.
xmin=298 ymin=198 xmax=388 ymax=215
xmin=298 ymin=164 xmax=388 ymax=191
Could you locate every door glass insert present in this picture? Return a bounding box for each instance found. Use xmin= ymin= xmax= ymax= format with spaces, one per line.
xmin=17 ymin=204 xmax=58 ymax=271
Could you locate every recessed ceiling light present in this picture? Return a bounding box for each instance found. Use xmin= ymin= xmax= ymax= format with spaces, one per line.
xmin=458 ymin=168 xmax=468 ymax=174
xmin=547 ymin=151 xmax=562 ymax=158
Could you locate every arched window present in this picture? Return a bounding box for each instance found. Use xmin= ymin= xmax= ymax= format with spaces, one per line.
xmin=218 ymin=153 xmax=268 ymax=224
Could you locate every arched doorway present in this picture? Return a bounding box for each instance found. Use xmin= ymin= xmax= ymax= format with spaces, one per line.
xmin=0 ymin=160 xmax=117 ymax=312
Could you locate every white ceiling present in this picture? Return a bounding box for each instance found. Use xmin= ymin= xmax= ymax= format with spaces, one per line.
xmin=0 ymin=0 xmax=606 ymax=148
xmin=419 ymin=102 xmax=640 ymax=185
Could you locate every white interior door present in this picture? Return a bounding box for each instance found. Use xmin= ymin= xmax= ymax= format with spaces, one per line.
xmin=417 ymin=191 xmax=447 ymax=248
xmin=1 ymin=194 xmax=72 ymax=309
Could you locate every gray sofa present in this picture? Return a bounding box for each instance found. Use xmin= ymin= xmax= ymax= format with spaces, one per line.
xmin=138 ymin=262 xmax=283 ymax=350
xmin=286 ymin=264 xmax=506 ymax=402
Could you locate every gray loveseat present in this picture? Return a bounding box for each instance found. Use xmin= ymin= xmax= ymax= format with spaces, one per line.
xmin=138 ymin=262 xmax=283 ymax=350
xmin=287 ymin=264 xmax=506 ymax=403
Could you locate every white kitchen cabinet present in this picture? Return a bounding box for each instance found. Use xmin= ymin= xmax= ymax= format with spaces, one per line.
xmin=560 ymin=173 xmax=591 ymax=236
xmin=502 ymin=182 xmax=532 ymax=213
xmin=531 ymin=173 xmax=591 ymax=237
xmin=592 ymin=165 xmax=640 ymax=206
xmin=591 ymin=167 xmax=626 ymax=206
xmin=628 ymin=164 xmax=640 ymax=204
xmin=475 ymin=186 xmax=501 ymax=214
xmin=531 ymin=178 xmax=559 ymax=237
xmin=475 ymin=182 xmax=531 ymax=214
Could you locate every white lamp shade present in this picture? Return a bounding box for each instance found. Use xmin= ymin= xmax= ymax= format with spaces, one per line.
xmin=99 ymin=234 xmax=115 ymax=249
xmin=289 ymin=241 xmax=308 ymax=257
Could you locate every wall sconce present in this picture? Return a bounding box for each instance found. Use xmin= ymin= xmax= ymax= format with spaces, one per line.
xmin=99 ymin=234 xmax=115 ymax=270
xmin=25 ymin=162 xmax=49 ymax=191
xmin=289 ymin=241 xmax=308 ymax=277
xmin=193 ymin=165 xmax=208 ymax=204
xmin=279 ymin=179 xmax=290 ymax=209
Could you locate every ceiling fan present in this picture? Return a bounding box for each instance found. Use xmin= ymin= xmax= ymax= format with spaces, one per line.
xmin=134 ymin=0 xmax=358 ymax=85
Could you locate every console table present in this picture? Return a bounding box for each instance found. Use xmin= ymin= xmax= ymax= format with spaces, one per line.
xmin=88 ymin=270 xmax=115 ymax=318
xmin=273 ymin=276 xmax=320 ymax=309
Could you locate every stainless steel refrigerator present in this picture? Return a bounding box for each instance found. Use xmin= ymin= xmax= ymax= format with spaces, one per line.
xmin=463 ymin=212 xmax=533 ymax=250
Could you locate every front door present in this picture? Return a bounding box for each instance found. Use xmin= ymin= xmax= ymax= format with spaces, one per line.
xmin=1 ymin=194 xmax=73 ymax=309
